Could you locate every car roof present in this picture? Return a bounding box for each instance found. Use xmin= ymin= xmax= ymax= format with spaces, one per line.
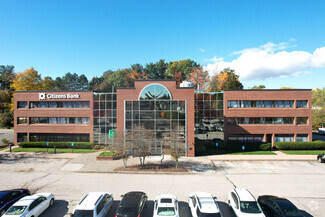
xmin=75 ymin=192 xmax=110 ymax=210
xmin=0 ymin=189 xmax=27 ymax=198
xmin=234 ymin=188 xmax=256 ymax=202
xmin=192 ymin=192 xmax=220 ymax=213
xmin=13 ymin=196 xmax=39 ymax=206
xmin=120 ymin=192 xmax=146 ymax=207
xmin=155 ymin=194 xmax=177 ymax=208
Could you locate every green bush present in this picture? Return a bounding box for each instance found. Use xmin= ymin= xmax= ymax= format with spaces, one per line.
xmin=99 ymin=151 xmax=120 ymax=157
xmin=226 ymin=142 xmax=271 ymax=151
xmin=274 ymin=141 xmax=325 ymax=150
xmin=19 ymin=142 xmax=93 ymax=149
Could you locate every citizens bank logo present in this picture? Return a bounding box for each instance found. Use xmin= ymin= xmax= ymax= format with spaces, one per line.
xmin=39 ymin=93 xmax=46 ymax=100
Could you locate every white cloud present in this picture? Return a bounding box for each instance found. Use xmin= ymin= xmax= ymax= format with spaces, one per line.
xmin=205 ymin=42 xmax=325 ymax=81
xmin=199 ymin=48 xmax=205 ymax=53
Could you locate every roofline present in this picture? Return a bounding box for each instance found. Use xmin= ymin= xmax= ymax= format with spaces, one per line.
xmin=116 ymin=87 xmax=136 ymax=89
xmin=224 ymin=89 xmax=312 ymax=91
xmin=176 ymin=87 xmax=195 ymax=89
xmin=14 ymin=90 xmax=93 ymax=93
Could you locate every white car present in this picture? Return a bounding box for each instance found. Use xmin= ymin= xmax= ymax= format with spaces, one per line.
xmin=227 ymin=188 xmax=265 ymax=217
xmin=3 ymin=192 xmax=54 ymax=217
xmin=188 ymin=192 xmax=223 ymax=217
xmin=153 ymin=194 xmax=179 ymax=217
xmin=71 ymin=192 xmax=113 ymax=217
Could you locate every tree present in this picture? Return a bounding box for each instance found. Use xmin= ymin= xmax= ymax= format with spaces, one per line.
xmin=42 ymin=77 xmax=56 ymax=90
xmin=280 ymin=87 xmax=296 ymax=89
xmin=251 ymin=85 xmax=266 ymax=89
xmin=166 ymin=59 xmax=200 ymax=81
xmin=111 ymin=131 xmax=132 ymax=168
xmin=208 ymin=68 xmax=243 ymax=91
xmin=12 ymin=68 xmax=44 ymax=91
xmin=131 ymin=63 xmax=144 ymax=73
xmin=88 ymin=76 xmax=104 ymax=91
xmin=78 ymin=74 xmax=89 ymax=90
xmin=132 ymin=127 xmax=155 ymax=166
xmin=168 ymin=132 xmax=184 ymax=168
xmin=0 ymin=65 xmax=15 ymax=91
xmin=126 ymin=70 xmax=148 ymax=87
xmin=188 ymin=67 xmax=209 ymax=90
xmin=312 ymin=88 xmax=325 ymax=128
xmin=144 ymin=59 xmax=168 ymax=79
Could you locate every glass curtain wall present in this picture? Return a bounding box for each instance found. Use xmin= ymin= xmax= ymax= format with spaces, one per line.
xmin=195 ymin=92 xmax=224 ymax=140
xmin=125 ymin=100 xmax=186 ymax=155
xmin=93 ymin=92 xmax=117 ymax=145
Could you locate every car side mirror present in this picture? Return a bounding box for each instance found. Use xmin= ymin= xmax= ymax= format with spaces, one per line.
xmin=189 ymin=196 xmax=193 ymax=199
xmin=213 ymin=197 xmax=217 ymax=200
xmin=121 ymin=195 xmax=124 ymax=197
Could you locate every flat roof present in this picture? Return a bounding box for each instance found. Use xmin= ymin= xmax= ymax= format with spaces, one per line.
xmin=14 ymin=90 xmax=93 ymax=93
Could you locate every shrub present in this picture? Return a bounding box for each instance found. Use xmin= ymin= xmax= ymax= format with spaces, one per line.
xmin=99 ymin=151 xmax=120 ymax=157
xmin=93 ymin=145 xmax=101 ymax=150
xmin=1 ymin=138 xmax=10 ymax=145
xmin=226 ymin=142 xmax=271 ymax=151
xmin=19 ymin=142 xmax=93 ymax=149
xmin=274 ymin=141 xmax=325 ymax=150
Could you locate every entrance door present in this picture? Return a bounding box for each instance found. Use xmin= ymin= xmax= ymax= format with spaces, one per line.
xmin=266 ymin=134 xmax=272 ymax=143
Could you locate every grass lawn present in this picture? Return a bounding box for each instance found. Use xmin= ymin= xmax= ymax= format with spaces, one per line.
xmin=226 ymin=151 xmax=276 ymax=155
xmin=99 ymin=151 xmax=120 ymax=157
xmin=281 ymin=150 xmax=325 ymax=155
xmin=11 ymin=148 xmax=98 ymax=153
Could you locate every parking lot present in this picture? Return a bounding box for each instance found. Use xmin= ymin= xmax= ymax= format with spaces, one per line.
xmin=0 ymin=153 xmax=324 ymax=217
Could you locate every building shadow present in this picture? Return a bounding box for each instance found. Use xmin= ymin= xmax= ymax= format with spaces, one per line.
xmin=40 ymin=200 xmax=69 ymax=217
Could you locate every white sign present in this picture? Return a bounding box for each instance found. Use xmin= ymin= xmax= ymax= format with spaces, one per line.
xmin=39 ymin=93 xmax=80 ymax=100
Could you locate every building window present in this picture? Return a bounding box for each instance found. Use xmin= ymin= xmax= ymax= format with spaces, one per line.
xmin=227 ymin=100 xmax=294 ymax=108
xmin=297 ymin=134 xmax=308 ymax=142
xmin=275 ymin=134 xmax=294 ymax=142
xmin=29 ymin=133 xmax=89 ymax=142
xmin=17 ymin=133 xmax=27 ymax=142
xmin=228 ymin=117 xmax=294 ymax=125
xmin=297 ymin=117 xmax=308 ymax=125
xmin=17 ymin=101 xmax=27 ymax=109
xmin=17 ymin=117 xmax=27 ymax=124
xmin=139 ymin=84 xmax=172 ymax=100
xmin=29 ymin=101 xmax=90 ymax=108
xmin=296 ymin=100 xmax=308 ymax=108
xmin=29 ymin=117 xmax=89 ymax=124
xmin=228 ymin=134 xmax=263 ymax=142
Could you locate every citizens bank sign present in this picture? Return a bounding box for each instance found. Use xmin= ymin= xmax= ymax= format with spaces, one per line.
xmin=39 ymin=93 xmax=80 ymax=100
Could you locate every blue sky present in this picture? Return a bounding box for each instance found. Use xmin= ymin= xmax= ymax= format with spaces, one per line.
xmin=1 ymin=0 xmax=324 ymax=89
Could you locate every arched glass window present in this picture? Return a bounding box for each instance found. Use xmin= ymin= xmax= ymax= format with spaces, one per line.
xmin=139 ymin=84 xmax=172 ymax=100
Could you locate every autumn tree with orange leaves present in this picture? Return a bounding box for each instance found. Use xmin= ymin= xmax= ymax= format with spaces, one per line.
xmin=188 ymin=67 xmax=209 ymax=90
xmin=208 ymin=68 xmax=243 ymax=91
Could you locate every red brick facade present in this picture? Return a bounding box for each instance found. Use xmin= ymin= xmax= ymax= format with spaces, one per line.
xmin=14 ymin=91 xmax=93 ymax=144
xmin=224 ymin=90 xmax=312 ymax=147
xmin=117 ymin=80 xmax=195 ymax=157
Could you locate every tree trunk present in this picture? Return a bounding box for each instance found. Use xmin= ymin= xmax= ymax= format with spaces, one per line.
xmin=175 ymin=158 xmax=178 ymax=168
xmin=160 ymin=155 xmax=164 ymax=165
xmin=123 ymin=158 xmax=127 ymax=168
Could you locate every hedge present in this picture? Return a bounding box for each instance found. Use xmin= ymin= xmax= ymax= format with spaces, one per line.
xmin=274 ymin=141 xmax=325 ymax=150
xmin=19 ymin=142 xmax=94 ymax=149
xmin=195 ymin=139 xmax=271 ymax=153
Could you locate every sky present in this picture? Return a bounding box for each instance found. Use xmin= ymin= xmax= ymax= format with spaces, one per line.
xmin=1 ymin=0 xmax=325 ymax=89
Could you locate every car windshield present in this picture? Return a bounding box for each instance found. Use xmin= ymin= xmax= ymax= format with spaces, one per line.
xmin=157 ymin=207 xmax=175 ymax=216
xmin=74 ymin=210 xmax=94 ymax=217
xmin=199 ymin=213 xmax=221 ymax=217
xmin=277 ymin=201 xmax=304 ymax=217
xmin=5 ymin=206 xmax=27 ymax=215
xmin=240 ymin=201 xmax=262 ymax=213
xmin=117 ymin=207 xmax=138 ymax=215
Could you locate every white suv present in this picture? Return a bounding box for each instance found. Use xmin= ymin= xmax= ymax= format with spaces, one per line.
xmin=71 ymin=192 xmax=113 ymax=217
xmin=188 ymin=192 xmax=223 ymax=217
xmin=227 ymin=188 xmax=265 ymax=217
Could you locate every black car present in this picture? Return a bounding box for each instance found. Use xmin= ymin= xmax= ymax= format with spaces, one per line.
xmin=258 ymin=195 xmax=304 ymax=217
xmin=116 ymin=191 xmax=147 ymax=217
xmin=0 ymin=189 xmax=30 ymax=216
xmin=317 ymin=154 xmax=325 ymax=163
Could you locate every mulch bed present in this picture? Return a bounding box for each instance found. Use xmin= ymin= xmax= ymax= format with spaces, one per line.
xmin=114 ymin=163 xmax=188 ymax=172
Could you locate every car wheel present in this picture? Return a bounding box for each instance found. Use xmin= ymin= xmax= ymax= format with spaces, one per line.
xmin=49 ymin=198 xmax=54 ymax=207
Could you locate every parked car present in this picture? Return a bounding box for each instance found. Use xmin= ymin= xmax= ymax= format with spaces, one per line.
xmin=258 ymin=195 xmax=304 ymax=217
xmin=188 ymin=192 xmax=223 ymax=217
xmin=3 ymin=192 xmax=54 ymax=217
xmin=116 ymin=191 xmax=147 ymax=217
xmin=153 ymin=194 xmax=179 ymax=217
xmin=0 ymin=189 xmax=30 ymax=216
xmin=71 ymin=192 xmax=113 ymax=217
xmin=227 ymin=188 xmax=265 ymax=217
xmin=317 ymin=154 xmax=325 ymax=163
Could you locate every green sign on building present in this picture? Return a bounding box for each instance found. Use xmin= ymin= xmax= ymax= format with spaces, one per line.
xmin=109 ymin=129 xmax=116 ymax=138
